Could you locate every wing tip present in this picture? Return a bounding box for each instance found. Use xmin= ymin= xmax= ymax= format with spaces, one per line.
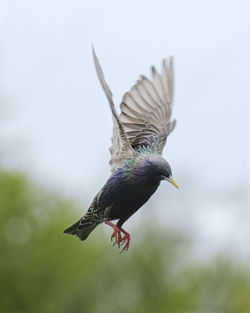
xmin=151 ymin=65 xmax=157 ymax=75
xmin=162 ymin=56 xmax=174 ymax=70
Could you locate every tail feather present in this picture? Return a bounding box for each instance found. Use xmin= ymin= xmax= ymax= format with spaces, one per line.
xmin=64 ymin=217 xmax=99 ymax=241
xmin=64 ymin=193 xmax=102 ymax=241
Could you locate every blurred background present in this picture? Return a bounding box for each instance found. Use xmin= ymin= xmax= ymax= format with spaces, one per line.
xmin=1 ymin=0 xmax=250 ymax=312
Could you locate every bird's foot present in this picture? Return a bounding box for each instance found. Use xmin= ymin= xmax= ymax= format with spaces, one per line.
xmin=119 ymin=228 xmax=130 ymax=253
xmin=111 ymin=227 xmax=122 ymax=247
xmin=105 ymin=220 xmax=122 ymax=246
xmin=105 ymin=220 xmax=130 ymax=252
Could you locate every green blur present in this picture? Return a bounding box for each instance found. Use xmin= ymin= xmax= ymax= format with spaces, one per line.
xmin=1 ymin=169 xmax=250 ymax=313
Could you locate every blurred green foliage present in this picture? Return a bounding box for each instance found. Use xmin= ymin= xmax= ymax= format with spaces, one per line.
xmin=1 ymin=169 xmax=250 ymax=313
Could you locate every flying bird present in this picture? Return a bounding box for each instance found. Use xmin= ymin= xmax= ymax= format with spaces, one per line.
xmin=64 ymin=48 xmax=179 ymax=252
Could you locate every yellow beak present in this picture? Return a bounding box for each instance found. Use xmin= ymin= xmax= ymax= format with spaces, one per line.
xmin=166 ymin=176 xmax=179 ymax=189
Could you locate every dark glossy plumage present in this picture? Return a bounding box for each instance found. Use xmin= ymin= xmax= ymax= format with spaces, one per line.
xmin=64 ymin=48 xmax=178 ymax=252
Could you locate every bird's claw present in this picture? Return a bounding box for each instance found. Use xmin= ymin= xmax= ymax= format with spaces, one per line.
xmin=111 ymin=228 xmax=122 ymax=247
xmin=105 ymin=220 xmax=130 ymax=252
xmin=119 ymin=233 xmax=130 ymax=253
xmin=112 ymin=233 xmax=130 ymax=252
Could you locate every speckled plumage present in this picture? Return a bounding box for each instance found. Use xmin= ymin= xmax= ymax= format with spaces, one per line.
xmin=64 ymin=48 xmax=178 ymax=252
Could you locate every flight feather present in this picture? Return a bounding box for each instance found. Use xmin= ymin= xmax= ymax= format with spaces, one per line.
xmin=93 ymin=48 xmax=176 ymax=172
xmin=92 ymin=47 xmax=134 ymax=171
xmin=119 ymin=57 xmax=176 ymax=155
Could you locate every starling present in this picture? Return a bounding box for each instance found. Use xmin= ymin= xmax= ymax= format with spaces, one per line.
xmin=64 ymin=48 xmax=179 ymax=252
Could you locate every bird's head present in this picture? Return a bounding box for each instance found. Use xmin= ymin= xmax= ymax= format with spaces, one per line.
xmin=146 ymin=155 xmax=179 ymax=189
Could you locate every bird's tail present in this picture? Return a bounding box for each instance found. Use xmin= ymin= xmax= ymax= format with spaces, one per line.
xmin=64 ymin=208 xmax=100 ymax=241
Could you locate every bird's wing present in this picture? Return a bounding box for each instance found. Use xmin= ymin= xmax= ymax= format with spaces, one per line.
xmin=93 ymin=48 xmax=134 ymax=171
xmin=119 ymin=58 xmax=176 ymax=154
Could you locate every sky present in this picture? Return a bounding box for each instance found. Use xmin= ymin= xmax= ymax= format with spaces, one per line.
xmin=0 ymin=0 xmax=250 ymax=256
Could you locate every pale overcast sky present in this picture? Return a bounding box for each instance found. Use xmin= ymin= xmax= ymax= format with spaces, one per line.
xmin=1 ymin=0 xmax=250 ymax=256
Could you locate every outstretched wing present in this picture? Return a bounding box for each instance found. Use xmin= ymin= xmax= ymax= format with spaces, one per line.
xmin=93 ymin=48 xmax=134 ymax=171
xmin=119 ymin=58 xmax=176 ymax=154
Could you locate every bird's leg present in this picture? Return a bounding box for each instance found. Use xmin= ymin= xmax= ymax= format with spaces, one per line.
xmin=104 ymin=220 xmax=130 ymax=252
xmin=105 ymin=220 xmax=122 ymax=247
xmin=119 ymin=227 xmax=130 ymax=253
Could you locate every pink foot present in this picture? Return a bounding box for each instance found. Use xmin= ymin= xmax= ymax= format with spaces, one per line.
xmin=105 ymin=220 xmax=131 ymax=252
xmin=119 ymin=228 xmax=130 ymax=253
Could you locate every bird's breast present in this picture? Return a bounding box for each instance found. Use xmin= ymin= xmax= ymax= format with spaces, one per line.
xmin=99 ymin=169 xmax=160 ymax=219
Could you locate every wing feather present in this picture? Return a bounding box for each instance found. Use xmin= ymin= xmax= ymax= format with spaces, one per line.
xmin=92 ymin=47 xmax=134 ymax=171
xmin=93 ymin=48 xmax=176 ymax=172
xmin=119 ymin=57 xmax=176 ymax=154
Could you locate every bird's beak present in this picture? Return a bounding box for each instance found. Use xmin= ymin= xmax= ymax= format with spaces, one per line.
xmin=165 ymin=176 xmax=179 ymax=189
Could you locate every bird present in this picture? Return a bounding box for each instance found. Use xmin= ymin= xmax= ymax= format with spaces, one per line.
xmin=64 ymin=48 xmax=179 ymax=252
